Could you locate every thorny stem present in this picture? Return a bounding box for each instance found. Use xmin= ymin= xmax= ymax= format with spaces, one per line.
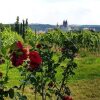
xmin=21 ymin=74 xmax=27 ymax=96
xmin=34 ymin=85 xmax=37 ymax=100
xmin=4 ymin=60 xmax=10 ymax=83
xmin=41 ymin=71 xmax=46 ymax=100
xmin=21 ymin=72 xmax=31 ymax=96
xmin=57 ymin=59 xmax=73 ymax=100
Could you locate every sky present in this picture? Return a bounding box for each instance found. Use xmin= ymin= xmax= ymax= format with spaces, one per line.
xmin=0 ymin=0 xmax=100 ymax=25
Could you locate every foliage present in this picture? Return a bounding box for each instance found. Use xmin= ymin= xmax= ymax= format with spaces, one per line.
xmin=0 ymin=25 xmax=100 ymax=100
xmin=0 ymin=27 xmax=23 ymax=50
xmin=0 ymin=36 xmax=77 ymax=100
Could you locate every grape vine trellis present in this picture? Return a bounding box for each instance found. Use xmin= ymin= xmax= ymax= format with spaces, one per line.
xmin=0 ymin=27 xmax=100 ymax=100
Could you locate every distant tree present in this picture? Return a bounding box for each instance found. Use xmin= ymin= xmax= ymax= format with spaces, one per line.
xmin=20 ymin=23 xmax=23 ymax=35
xmin=15 ymin=16 xmax=20 ymax=34
xmin=26 ymin=18 xmax=28 ymax=27
xmin=25 ymin=18 xmax=28 ymax=33
xmin=0 ymin=23 xmax=4 ymax=32
xmin=14 ymin=17 xmax=29 ymax=40
xmin=22 ymin=20 xmax=25 ymax=39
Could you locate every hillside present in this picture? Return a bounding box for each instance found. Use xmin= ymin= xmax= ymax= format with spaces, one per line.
xmin=29 ymin=24 xmax=56 ymax=31
xmin=29 ymin=24 xmax=100 ymax=32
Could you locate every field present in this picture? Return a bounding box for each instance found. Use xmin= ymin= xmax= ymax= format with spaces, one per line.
xmin=69 ymin=54 xmax=100 ymax=100
xmin=0 ymin=26 xmax=100 ymax=100
xmin=1 ymin=51 xmax=100 ymax=100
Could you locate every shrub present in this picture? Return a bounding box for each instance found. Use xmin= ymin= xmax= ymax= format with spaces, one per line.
xmin=1 ymin=27 xmax=23 ymax=50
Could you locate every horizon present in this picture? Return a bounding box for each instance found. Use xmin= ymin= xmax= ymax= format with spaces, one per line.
xmin=0 ymin=0 xmax=100 ymax=25
xmin=2 ymin=22 xmax=100 ymax=26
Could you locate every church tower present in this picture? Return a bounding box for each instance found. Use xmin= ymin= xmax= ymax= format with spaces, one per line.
xmin=63 ymin=20 xmax=68 ymax=27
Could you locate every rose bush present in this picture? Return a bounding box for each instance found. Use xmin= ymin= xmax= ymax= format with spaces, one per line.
xmin=0 ymin=38 xmax=78 ymax=100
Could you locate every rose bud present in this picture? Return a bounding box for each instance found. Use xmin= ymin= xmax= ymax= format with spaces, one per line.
xmin=63 ymin=96 xmax=73 ymax=100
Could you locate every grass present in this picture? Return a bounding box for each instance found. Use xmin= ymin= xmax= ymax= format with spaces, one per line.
xmin=0 ymin=53 xmax=100 ymax=100
xmin=69 ymin=78 xmax=100 ymax=100
xmin=68 ymin=54 xmax=100 ymax=100
xmin=69 ymin=56 xmax=100 ymax=82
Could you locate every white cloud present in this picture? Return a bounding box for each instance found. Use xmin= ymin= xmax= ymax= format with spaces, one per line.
xmin=0 ymin=0 xmax=100 ymax=25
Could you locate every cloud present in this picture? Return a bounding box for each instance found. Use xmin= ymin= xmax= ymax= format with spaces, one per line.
xmin=0 ymin=0 xmax=100 ymax=24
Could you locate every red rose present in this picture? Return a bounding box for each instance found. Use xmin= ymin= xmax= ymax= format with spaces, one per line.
xmin=63 ymin=96 xmax=73 ymax=100
xmin=16 ymin=41 xmax=23 ymax=49
xmin=20 ymin=48 xmax=28 ymax=60
xmin=10 ymin=41 xmax=30 ymax=67
xmin=29 ymin=51 xmax=42 ymax=70
xmin=11 ymin=48 xmax=28 ymax=67
xmin=29 ymin=51 xmax=42 ymax=65
xmin=28 ymin=62 xmax=40 ymax=71
xmin=13 ymin=58 xmax=23 ymax=67
xmin=11 ymin=52 xmax=23 ymax=67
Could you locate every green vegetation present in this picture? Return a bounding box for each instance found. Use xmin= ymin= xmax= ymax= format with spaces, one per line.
xmin=0 ymin=52 xmax=100 ymax=100
xmin=0 ymin=24 xmax=100 ymax=100
xmin=1 ymin=27 xmax=23 ymax=49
